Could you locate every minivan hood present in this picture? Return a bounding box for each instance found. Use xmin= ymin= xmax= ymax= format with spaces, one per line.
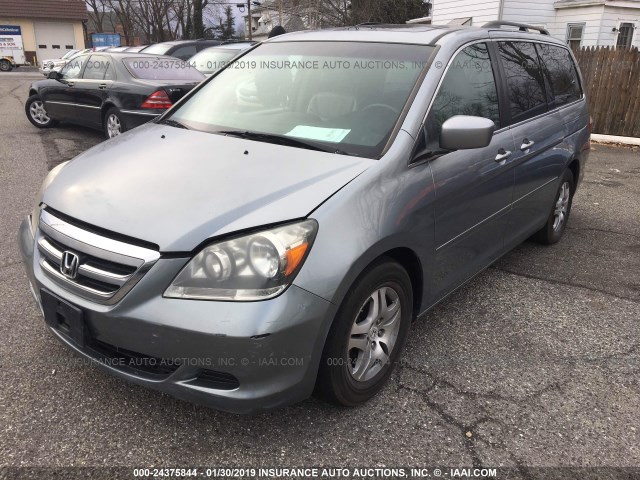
xmin=43 ymin=123 xmax=374 ymax=252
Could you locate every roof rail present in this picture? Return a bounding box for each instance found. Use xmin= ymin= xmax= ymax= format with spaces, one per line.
xmin=483 ymin=21 xmax=550 ymax=35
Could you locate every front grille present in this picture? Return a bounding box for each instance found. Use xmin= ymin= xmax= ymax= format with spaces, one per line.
xmin=37 ymin=209 xmax=160 ymax=304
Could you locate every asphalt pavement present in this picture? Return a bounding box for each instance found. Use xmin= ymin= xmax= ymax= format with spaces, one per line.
xmin=0 ymin=73 xmax=639 ymax=478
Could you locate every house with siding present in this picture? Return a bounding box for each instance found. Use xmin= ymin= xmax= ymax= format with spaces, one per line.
xmin=431 ymin=0 xmax=640 ymax=48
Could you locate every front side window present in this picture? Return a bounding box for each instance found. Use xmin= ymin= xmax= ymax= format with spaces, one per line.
xmin=537 ymin=44 xmax=581 ymax=107
xmin=498 ymin=41 xmax=547 ymax=124
xmin=425 ymin=43 xmax=500 ymax=147
xmin=167 ymin=41 xmax=434 ymax=158
xmin=60 ymin=55 xmax=88 ymax=79
xmin=616 ymin=23 xmax=634 ymax=49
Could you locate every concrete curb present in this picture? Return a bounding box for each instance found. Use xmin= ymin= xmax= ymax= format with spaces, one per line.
xmin=591 ymin=134 xmax=640 ymax=147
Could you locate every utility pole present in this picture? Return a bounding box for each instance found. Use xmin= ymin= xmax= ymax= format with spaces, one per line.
xmin=247 ymin=0 xmax=252 ymax=41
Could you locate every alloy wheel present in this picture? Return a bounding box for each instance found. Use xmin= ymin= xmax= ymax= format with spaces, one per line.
xmin=553 ymin=181 xmax=571 ymax=231
xmin=348 ymin=286 xmax=402 ymax=382
xmin=29 ymin=101 xmax=50 ymax=125
xmin=107 ymin=113 xmax=122 ymax=138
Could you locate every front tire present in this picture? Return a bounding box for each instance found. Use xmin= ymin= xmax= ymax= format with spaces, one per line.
xmin=316 ymin=259 xmax=413 ymax=406
xmin=25 ymin=95 xmax=57 ymax=128
xmin=104 ymin=107 xmax=127 ymax=139
xmin=532 ymin=169 xmax=575 ymax=245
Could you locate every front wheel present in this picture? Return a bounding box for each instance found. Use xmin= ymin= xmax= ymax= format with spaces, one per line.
xmin=104 ymin=107 xmax=127 ymax=139
xmin=316 ymin=259 xmax=413 ymax=406
xmin=25 ymin=95 xmax=57 ymax=128
xmin=532 ymin=169 xmax=575 ymax=245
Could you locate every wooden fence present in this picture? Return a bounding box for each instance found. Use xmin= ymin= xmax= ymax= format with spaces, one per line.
xmin=573 ymin=46 xmax=640 ymax=138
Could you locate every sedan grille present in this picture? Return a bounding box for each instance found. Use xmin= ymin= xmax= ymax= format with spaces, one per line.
xmin=37 ymin=209 xmax=160 ymax=304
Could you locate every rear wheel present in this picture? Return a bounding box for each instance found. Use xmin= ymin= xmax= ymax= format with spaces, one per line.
xmin=25 ymin=95 xmax=57 ymax=128
xmin=532 ymin=169 xmax=575 ymax=245
xmin=0 ymin=60 xmax=12 ymax=72
xmin=316 ymin=259 xmax=413 ymax=406
xmin=104 ymin=107 xmax=127 ymax=139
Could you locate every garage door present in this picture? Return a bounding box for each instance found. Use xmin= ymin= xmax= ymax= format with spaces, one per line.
xmin=34 ymin=22 xmax=75 ymax=66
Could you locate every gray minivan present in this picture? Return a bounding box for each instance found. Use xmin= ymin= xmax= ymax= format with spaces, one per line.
xmin=19 ymin=22 xmax=590 ymax=413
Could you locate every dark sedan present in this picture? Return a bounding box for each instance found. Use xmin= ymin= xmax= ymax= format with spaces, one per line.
xmin=25 ymin=52 xmax=206 ymax=139
xmin=140 ymin=40 xmax=222 ymax=60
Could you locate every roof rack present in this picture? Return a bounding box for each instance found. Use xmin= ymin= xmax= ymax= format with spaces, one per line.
xmin=483 ymin=21 xmax=550 ymax=35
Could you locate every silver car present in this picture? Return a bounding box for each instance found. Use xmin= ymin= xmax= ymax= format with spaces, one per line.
xmin=19 ymin=22 xmax=590 ymax=413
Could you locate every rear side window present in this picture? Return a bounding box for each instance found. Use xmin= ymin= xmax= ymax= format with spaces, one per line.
xmin=123 ymin=57 xmax=205 ymax=81
xmin=498 ymin=42 xmax=547 ymax=124
xmin=536 ymin=44 xmax=582 ymax=108
xmin=426 ymin=43 xmax=500 ymax=146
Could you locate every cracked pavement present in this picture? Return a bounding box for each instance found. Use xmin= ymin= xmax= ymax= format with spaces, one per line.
xmin=1 ymin=73 xmax=639 ymax=475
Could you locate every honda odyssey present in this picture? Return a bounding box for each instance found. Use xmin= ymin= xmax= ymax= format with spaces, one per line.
xmin=19 ymin=22 xmax=590 ymax=413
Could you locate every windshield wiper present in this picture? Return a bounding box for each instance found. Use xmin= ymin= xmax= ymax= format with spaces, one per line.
xmin=218 ymin=130 xmax=355 ymax=156
xmin=158 ymin=118 xmax=190 ymax=130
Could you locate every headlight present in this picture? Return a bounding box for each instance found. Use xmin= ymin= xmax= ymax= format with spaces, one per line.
xmin=165 ymin=220 xmax=318 ymax=301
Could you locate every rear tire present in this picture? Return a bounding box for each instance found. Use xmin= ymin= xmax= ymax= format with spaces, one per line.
xmin=25 ymin=95 xmax=57 ymax=128
xmin=104 ymin=107 xmax=127 ymax=139
xmin=0 ymin=60 xmax=12 ymax=72
xmin=532 ymin=169 xmax=575 ymax=245
xmin=316 ymin=259 xmax=413 ymax=406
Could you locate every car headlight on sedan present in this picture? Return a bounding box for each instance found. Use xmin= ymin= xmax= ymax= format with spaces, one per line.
xmin=165 ymin=220 xmax=318 ymax=301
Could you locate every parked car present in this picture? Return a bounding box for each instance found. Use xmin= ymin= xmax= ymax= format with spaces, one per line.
xmin=188 ymin=42 xmax=256 ymax=76
xmin=39 ymin=47 xmax=113 ymax=76
xmin=39 ymin=49 xmax=85 ymax=76
xmin=19 ymin=22 xmax=590 ymax=413
xmin=124 ymin=45 xmax=148 ymax=52
xmin=140 ymin=39 xmax=222 ymax=60
xmin=104 ymin=46 xmax=130 ymax=52
xmin=25 ymin=52 xmax=205 ymax=138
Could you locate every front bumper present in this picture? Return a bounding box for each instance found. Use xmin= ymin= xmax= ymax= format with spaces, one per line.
xmin=19 ymin=217 xmax=336 ymax=413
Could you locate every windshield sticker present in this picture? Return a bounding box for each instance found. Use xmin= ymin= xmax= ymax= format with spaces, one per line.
xmin=285 ymin=126 xmax=351 ymax=143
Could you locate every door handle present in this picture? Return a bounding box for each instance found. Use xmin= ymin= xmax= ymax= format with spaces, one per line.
xmin=67 ymin=82 xmax=75 ymax=87
xmin=495 ymin=149 xmax=512 ymax=163
xmin=520 ymin=138 xmax=535 ymax=151
xmin=98 ymin=83 xmax=107 ymax=90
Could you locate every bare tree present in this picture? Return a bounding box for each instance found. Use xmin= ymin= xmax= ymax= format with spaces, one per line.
xmin=85 ymin=0 xmax=108 ymax=33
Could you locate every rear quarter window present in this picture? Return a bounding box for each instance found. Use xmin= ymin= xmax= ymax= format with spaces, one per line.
xmin=536 ymin=44 xmax=582 ymax=108
xmin=123 ymin=57 xmax=205 ymax=81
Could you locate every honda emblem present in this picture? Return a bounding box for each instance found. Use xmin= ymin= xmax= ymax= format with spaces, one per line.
xmin=60 ymin=251 xmax=80 ymax=279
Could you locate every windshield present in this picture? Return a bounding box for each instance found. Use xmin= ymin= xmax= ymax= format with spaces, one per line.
xmin=189 ymin=47 xmax=245 ymax=74
xmin=167 ymin=41 xmax=433 ymax=158
xmin=62 ymin=50 xmax=78 ymax=59
xmin=124 ymin=57 xmax=205 ymax=81
xmin=141 ymin=44 xmax=172 ymax=56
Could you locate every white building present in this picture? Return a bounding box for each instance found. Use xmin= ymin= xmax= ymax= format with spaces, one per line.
xmin=431 ymin=0 xmax=640 ymax=48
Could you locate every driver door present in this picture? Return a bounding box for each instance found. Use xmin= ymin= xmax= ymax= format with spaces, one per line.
xmin=42 ymin=55 xmax=88 ymax=120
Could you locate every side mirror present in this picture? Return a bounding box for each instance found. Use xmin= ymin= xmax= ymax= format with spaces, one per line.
xmin=47 ymin=70 xmax=61 ymax=80
xmin=440 ymin=115 xmax=495 ymax=151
